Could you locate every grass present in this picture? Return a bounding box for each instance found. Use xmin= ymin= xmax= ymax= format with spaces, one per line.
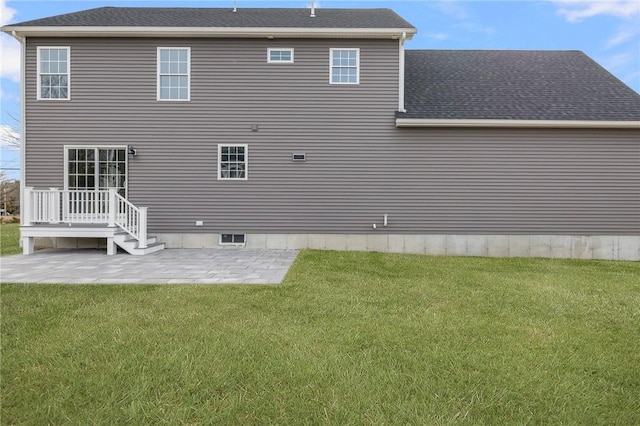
xmin=0 ymin=223 xmax=20 ymax=256
xmin=1 ymin=246 xmax=639 ymax=425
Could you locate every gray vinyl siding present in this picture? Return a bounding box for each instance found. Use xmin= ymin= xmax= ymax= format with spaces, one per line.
xmin=24 ymin=37 xmax=640 ymax=235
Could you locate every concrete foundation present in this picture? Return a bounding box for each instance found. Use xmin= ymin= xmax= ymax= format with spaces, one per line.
xmin=35 ymin=233 xmax=640 ymax=261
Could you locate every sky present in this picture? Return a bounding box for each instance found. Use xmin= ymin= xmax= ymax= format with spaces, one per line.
xmin=1 ymin=0 xmax=639 ymax=179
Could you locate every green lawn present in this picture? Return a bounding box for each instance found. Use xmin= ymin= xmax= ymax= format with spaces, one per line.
xmin=0 ymin=223 xmax=20 ymax=256
xmin=2 ymin=249 xmax=639 ymax=425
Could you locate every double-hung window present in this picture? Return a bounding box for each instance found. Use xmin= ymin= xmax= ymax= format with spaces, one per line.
xmin=218 ymin=144 xmax=248 ymax=180
xmin=157 ymin=47 xmax=190 ymax=101
xmin=37 ymin=47 xmax=70 ymax=100
xmin=330 ymin=48 xmax=359 ymax=84
xmin=267 ymin=48 xmax=294 ymax=64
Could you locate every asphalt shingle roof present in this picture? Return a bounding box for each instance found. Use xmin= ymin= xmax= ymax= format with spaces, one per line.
xmin=400 ymin=50 xmax=640 ymax=121
xmin=9 ymin=6 xmax=415 ymax=29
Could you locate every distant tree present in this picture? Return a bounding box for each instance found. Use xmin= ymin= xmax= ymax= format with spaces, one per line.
xmin=0 ymin=111 xmax=20 ymax=149
xmin=0 ymin=173 xmax=20 ymax=215
xmin=1 ymin=111 xmax=21 ymax=206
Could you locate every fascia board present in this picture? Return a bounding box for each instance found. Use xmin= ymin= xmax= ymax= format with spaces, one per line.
xmin=395 ymin=118 xmax=640 ymax=129
xmin=1 ymin=26 xmax=417 ymax=39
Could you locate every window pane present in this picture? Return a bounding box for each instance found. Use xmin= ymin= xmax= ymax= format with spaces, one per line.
xmin=160 ymin=49 xmax=170 ymax=61
xmin=179 ymin=49 xmax=187 ymax=62
xmin=59 ymin=49 xmax=67 ymax=61
xmin=41 ymin=49 xmax=50 ymax=61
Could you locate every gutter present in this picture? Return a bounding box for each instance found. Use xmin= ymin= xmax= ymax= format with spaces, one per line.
xmin=1 ymin=26 xmax=418 ymax=40
xmin=395 ymin=118 xmax=640 ymax=129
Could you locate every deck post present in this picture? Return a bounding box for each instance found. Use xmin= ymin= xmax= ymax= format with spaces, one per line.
xmin=22 ymin=236 xmax=35 ymax=255
xmin=108 ymin=188 xmax=117 ymax=227
xmin=23 ymin=186 xmax=33 ymax=226
xmin=49 ymin=188 xmax=60 ymax=224
xmin=139 ymin=207 xmax=148 ymax=249
xmin=106 ymin=237 xmax=117 ymax=255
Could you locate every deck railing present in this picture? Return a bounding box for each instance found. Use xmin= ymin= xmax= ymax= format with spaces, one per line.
xmin=114 ymin=193 xmax=148 ymax=248
xmin=23 ymin=187 xmax=148 ymax=248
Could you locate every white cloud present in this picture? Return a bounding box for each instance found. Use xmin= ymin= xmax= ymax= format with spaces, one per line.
xmin=552 ymin=0 xmax=640 ymax=22
xmin=0 ymin=0 xmax=15 ymax=25
xmin=0 ymin=0 xmax=20 ymax=82
xmin=606 ymin=24 xmax=640 ymax=48
xmin=427 ymin=33 xmax=450 ymax=41
xmin=434 ymin=0 xmax=469 ymax=20
xmin=601 ymin=51 xmax=635 ymax=71
xmin=454 ymin=22 xmax=495 ymax=35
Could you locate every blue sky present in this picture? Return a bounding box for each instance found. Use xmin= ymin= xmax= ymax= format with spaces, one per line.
xmin=1 ymin=0 xmax=639 ymax=179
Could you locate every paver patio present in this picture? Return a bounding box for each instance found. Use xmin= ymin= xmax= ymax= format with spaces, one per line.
xmin=0 ymin=248 xmax=299 ymax=284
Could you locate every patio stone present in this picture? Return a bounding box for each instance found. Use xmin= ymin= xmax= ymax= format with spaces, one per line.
xmin=0 ymin=248 xmax=299 ymax=284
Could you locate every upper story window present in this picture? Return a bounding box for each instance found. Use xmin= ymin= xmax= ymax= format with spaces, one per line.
xmin=330 ymin=48 xmax=359 ymax=84
xmin=218 ymin=144 xmax=248 ymax=180
xmin=37 ymin=47 xmax=70 ymax=100
xmin=157 ymin=47 xmax=190 ymax=101
xmin=267 ymin=48 xmax=294 ymax=64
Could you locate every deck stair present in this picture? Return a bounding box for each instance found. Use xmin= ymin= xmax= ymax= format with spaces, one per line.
xmin=113 ymin=232 xmax=165 ymax=255
xmin=21 ymin=187 xmax=164 ymax=256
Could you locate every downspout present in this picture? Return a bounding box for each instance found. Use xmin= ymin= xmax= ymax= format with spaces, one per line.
xmin=10 ymin=31 xmax=26 ymax=227
xmin=398 ymin=32 xmax=407 ymax=113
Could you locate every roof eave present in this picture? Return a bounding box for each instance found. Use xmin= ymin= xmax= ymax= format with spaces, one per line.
xmin=1 ymin=25 xmax=417 ymax=39
xmin=395 ymin=118 xmax=640 ymax=129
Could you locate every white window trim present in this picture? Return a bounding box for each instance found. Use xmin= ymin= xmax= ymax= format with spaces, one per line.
xmin=37 ymin=46 xmax=71 ymax=100
xmin=267 ymin=48 xmax=294 ymax=64
xmin=157 ymin=47 xmax=191 ymax=101
xmin=217 ymin=144 xmax=248 ymax=181
xmin=329 ymin=48 xmax=360 ymax=85
xmin=63 ymin=145 xmax=128 ymax=197
xmin=219 ymin=233 xmax=247 ymax=246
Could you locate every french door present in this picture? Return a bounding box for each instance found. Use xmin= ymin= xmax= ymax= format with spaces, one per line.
xmin=65 ymin=147 xmax=127 ymax=197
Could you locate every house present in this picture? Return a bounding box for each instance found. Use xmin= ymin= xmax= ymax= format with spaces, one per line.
xmin=2 ymin=6 xmax=639 ymax=259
